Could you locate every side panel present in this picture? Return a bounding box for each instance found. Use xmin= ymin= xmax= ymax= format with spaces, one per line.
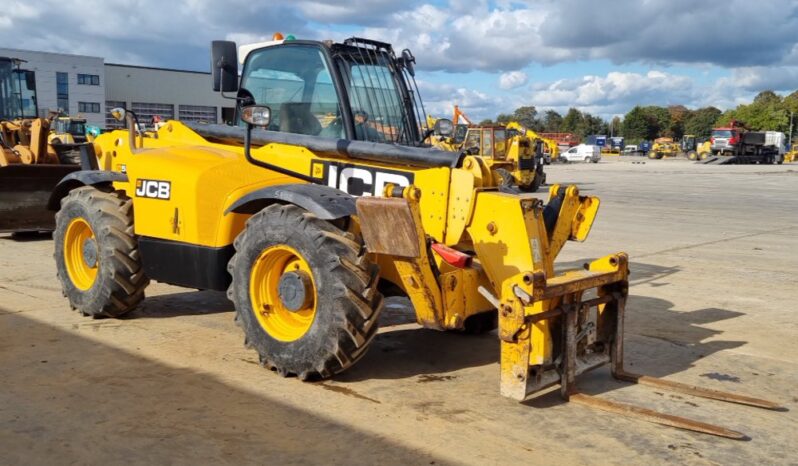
xmin=138 ymin=236 xmax=233 ymax=290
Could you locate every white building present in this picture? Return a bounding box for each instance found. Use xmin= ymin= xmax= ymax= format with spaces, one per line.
xmin=0 ymin=47 xmax=106 ymax=127
xmin=104 ymin=64 xmax=234 ymax=129
xmin=0 ymin=48 xmax=235 ymax=129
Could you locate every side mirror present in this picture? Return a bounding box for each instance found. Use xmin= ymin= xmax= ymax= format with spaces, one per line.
xmin=211 ymin=40 xmax=239 ymax=93
xmin=110 ymin=107 xmax=126 ymax=122
xmin=433 ymin=118 xmax=453 ymax=137
xmin=241 ymin=105 xmax=271 ymax=127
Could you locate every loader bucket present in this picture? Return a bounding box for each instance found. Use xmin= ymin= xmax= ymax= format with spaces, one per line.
xmin=0 ymin=164 xmax=79 ymax=233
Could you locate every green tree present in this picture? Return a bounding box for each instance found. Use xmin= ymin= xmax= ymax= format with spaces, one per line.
xmin=541 ymin=110 xmax=563 ymax=132
xmin=478 ymin=118 xmax=494 ymax=125
xmin=785 ymin=91 xmax=798 ymax=144
xmin=667 ymin=105 xmax=689 ymax=139
xmin=683 ymin=107 xmax=721 ymax=137
xmin=580 ymin=112 xmax=607 ymax=138
xmin=495 ymin=113 xmax=513 ymax=124
xmin=561 ymin=108 xmax=582 ymax=133
xmin=622 ymin=106 xmax=650 ymax=140
xmin=511 ymin=106 xmax=539 ymax=129
xmin=622 ymin=106 xmax=664 ymax=140
xmin=610 ymin=116 xmax=622 ymax=136
xmin=716 ymin=91 xmax=790 ymax=132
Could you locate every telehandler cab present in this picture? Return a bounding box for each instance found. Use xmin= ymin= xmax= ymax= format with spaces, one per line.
xmin=50 ymin=36 xmax=781 ymax=439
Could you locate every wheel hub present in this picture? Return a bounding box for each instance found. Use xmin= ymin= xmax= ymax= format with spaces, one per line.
xmin=82 ymin=237 xmax=98 ymax=268
xmin=278 ymin=271 xmax=313 ymax=312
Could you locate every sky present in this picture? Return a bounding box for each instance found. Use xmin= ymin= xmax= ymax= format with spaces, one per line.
xmin=2 ymin=0 xmax=797 ymax=121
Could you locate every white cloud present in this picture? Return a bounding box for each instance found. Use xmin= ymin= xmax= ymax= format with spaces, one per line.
xmin=527 ymin=70 xmax=698 ymax=118
xmin=417 ymin=80 xmax=504 ymax=122
xmin=499 ymin=71 xmax=528 ymax=90
xmin=1 ymin=0 xmax=795 ymax=121
xmin=721 ymin=67 xmax=798 ymax=93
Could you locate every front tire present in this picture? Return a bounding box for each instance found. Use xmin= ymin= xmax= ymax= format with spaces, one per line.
xmin=228 ymin=204 xmax=383 ymax=380
xmin=54 ymin=186 xmax=149 ymax=317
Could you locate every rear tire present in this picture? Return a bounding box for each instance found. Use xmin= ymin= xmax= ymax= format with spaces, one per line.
xmin=54 ymin=186 xmax=149 ymax=317
xmin=687 ymin=151 xmax=698 ymax=161
xmin=228 ymin=204 xmax=383 ymax=380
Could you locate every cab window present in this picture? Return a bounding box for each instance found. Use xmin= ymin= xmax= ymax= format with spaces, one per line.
xmin=241 ymin=45 xmax=343 ymax=138
xmin=481 ymin=129 xmax=493 ymax=156
xmin=463 ymin=130 xmax=480 ymax=152
xmin=494 ymin=129 xmax=506 ymax=158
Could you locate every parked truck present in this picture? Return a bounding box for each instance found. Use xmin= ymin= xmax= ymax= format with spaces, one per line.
xmin=703 ymin=120 xmax=785 ymax=164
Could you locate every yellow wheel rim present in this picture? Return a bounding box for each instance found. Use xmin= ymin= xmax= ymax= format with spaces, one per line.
xmin=249 ymin=245 xmax=317 ymax=342
xmin=64 ymin=217 xmax=98 ymax=291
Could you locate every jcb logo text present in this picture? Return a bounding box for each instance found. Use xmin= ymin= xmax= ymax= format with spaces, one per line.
xmin=318 ymin=162 xmax=413 ymax=197
xmin=135 ymin=179 xmax=171 ymax=200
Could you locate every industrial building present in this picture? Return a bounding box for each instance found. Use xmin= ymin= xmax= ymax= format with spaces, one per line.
xmin=0 ymin=47 xmax=233 ymax=129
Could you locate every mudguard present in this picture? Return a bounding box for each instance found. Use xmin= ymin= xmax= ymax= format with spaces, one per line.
xmin=47 ymin=170 xmax=128 ymax=211
xmin=225 ymin=183 xmax=356 ymax=220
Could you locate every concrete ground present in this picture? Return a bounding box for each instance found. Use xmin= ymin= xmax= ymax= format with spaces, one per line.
xmin=1 ymin=158 xmax=797 ymax=465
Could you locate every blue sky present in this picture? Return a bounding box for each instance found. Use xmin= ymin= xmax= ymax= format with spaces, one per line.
xmin=2 ymin=0 xmax=796 ymax=121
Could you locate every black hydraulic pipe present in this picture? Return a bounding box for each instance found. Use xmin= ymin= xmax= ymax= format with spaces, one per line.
xmin=184 ymin=122 xmax=461 ymax=169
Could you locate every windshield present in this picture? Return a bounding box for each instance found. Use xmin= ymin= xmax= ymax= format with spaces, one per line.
xmin=1 ymin=60 xmax=37 ymax=120
xmin=712 ymin=130 xmax=732 ymax=138
xmin=69 ymin=121 xmax=86 ymax=135
xmin=336 ymin=57 xmax=406 ymax=144
xmin=240 ymin=45 xmax=343 ymax=138
xmin=333 ymin=41 xmax=425 ymax=145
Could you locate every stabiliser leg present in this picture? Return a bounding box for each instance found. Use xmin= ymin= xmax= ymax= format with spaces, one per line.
xmin=564 ymin=292 xmax=783 ymax=440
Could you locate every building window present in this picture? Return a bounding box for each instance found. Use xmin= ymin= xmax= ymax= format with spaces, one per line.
xmin=77 ymin=74 xmax=100 ymax=85
xmin=78 ymin=102 xmax=101 ymax=113
xmin=56 ymin=72 xmax=69 ymax=112
xmin=178 ymin=105 xmax=217 ymax=124
xmin=105 ymin=101 xmax=126 ymax=128
xmin=131 ymin=102 xmax=174 ymax=125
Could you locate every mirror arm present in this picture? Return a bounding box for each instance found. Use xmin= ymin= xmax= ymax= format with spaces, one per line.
xmin=125 ymin=110 xmax=144 ymax=153
xmin=217 ymin=62 xmax=239 ymax=100
xmin=242 ymin=124 xmax=317 ymax=183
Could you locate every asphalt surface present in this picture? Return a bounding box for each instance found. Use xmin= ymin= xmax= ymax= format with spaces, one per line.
xmin=1 ymin=157 xmax=797 ymax=465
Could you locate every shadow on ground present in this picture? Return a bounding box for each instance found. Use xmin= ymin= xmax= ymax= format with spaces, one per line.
xmin=0 ymin=231 xmax=53 ymax=242
xmin=124 ymin=290 xmax=233 ymax=319
xmin=0 ymin=311 xmax=446 ymax=465
xmin=75 ymin=261 xmax=747 ymax=401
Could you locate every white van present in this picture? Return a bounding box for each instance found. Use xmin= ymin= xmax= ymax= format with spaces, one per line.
xmin=561 ymin=144 xmax=601 ymax=163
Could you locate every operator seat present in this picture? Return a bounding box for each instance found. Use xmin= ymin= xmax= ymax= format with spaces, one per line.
xmin=279 ymin=103 xmax=322 ymax=136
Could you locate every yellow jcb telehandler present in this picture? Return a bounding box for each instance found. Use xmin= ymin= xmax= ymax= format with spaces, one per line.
xmin=48 ymin=36 xmax=782 ymax=439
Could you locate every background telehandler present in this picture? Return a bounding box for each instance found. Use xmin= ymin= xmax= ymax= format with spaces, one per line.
xmin=49 ymin=36 xmax=781 ymax=439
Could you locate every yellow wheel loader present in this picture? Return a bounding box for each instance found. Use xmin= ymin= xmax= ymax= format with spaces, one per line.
xmin=427 ymin=111 xmax=546 ymax=192
xmin=0 ymin=57 xmax=88 ymax=232
xmin=648 ymin=137 xmax=678 ymax=159
xmin=49 ymin=115 xmax=89 ymax=145
xmin=680 ymin=135 xmax=711 ymax=161
xmin=49 ymin=36 xmax=782 ymax=438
